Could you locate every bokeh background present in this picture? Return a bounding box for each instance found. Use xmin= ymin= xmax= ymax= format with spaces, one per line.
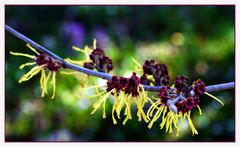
xmin=5 ymin=6 xmax=234 ymax=141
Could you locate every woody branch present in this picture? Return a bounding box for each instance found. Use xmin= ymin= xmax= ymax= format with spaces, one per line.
xmin=5 ymin=25 xmax=235 ymax=93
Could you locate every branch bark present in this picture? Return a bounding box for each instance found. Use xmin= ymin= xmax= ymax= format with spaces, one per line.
xmin=5 ymin=25 xmax=235 ymax=93
xmin=5 ymin=25 xmax=112 ymax=80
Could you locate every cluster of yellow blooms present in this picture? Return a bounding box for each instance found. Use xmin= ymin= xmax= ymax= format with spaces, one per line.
xmin=10 ymin=39 xmax=224 ymax=136
xmin=10 ymin=44 xmax=61 ymax=98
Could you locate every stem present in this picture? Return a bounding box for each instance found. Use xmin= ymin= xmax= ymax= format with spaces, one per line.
xmin=5 ymin=25 xmax=63 ymax=62
xmin=205 ymin=82 xmax=235 ymax=92
xmin=5 ymin=25 xmax=235 ymax=92
xmin=5 ymin=25 xmax=112 ymax=80
xmin=167 ymin=94 xmax=185 ymax=113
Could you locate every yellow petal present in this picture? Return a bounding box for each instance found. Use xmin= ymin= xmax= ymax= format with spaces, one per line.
xmin=10 ymin=51 xmax=36 ymax=59
xmin=93 ymin=79 xmax=100 ymax=94
xmin=159 ymin=107 xmax=168 ymax=129
xmin=135 ymin=97 xmax=142 ymax=121
xmin=64 ymin=58 xmax=84 ymax=66
xmin=123 ymin=94 xmax=133 ymax=125
xmin=147 ymin=105 xmax=164 ymax=129
xmin=170 ymin=111 xmax=178 ymax=129
xmin=204 ymin=92 xmax=224 ymax=106
xmin=197 ymin=105 xmax=203 ymax=116
xmin=186 ymin=111 xmax=198 ymax=136
xmin=40 ymin=69 xmax=47 ymax=97
xmin=147 ymin=100 xmax=161 ymax=120
xmin=26 ymin=44 xmax=39 ymax=55
xmin=165 ymin=112 xmax=171 ymax=133
xmin=93 ymin=38 xmax=97 ymax=49
xmin=19 ymin=62 xmax=36 ymax=69
xmin=85 ymin=45 xmax=93 ymax=53
xmin=91 ymin=92 xmax=109 ymax=118
xmin=176 ymin=112 xmax=186 ymax=136
xmin=19 ymin=65 xmax=45 ymax=83
xmin=151 ymin=95 xmax=160 ymax=101
xmin=111 ymin=91 xmax=120 ymax=123
xmin=136 ymin=98 xmax=149 ymax=123
xmin=102 ymin=97 xmax=107 ymax=118
xmin=72 ymin=45 xmax=91 ymax=60
xmin=112 ymin=106 xmax=118 ymax=124
xmin=88 ymin=90 xmax=106 ymax=98
xmin=45 ymin=71 xmax=52 ymax=89
xmin=51 ymin=72 xmax=56 ymax=99
xmin=131 ymin=57 xmax=142 ymax=72
xmin=77 ymin=73 xmax=89 ymax=87
xmin=72 ymin=46 xmax=83 ymax=51
xmin=60 ymin=71 xmax=78 ymax=75
xmin=116 ymin=91 xmax=126 ymax=118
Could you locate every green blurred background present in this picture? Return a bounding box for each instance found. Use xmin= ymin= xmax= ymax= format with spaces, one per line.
xmin=5 ymin=6 xmax=234 ymax=141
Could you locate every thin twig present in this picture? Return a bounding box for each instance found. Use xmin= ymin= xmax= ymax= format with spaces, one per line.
xmin=205 ymin=82 xmax=235 ymax=92
xmin=5 ymin=25 xmax=235 ymax=92
xmin=5 ymin=25 xmax=112 ymax=80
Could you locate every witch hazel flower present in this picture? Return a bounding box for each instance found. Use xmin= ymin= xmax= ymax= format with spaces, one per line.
xmin=131 ymin=59 xmax=223 ymax=136
xmin=87 ymin=48 xmax=113 ymax=73
xmin=132 ymin=59 xmax=170 ymax=86
xmin=65 ymin=38 xmax=96 ymax=65
xmin=10 ymin=44 xmax=61 ymax=98
xmin=147 ymin=76 xmax=224 ymax=136
xmin=91 ymin=72 xmax=152 ymax=125
xmin=65 ymin=38 xmax=113 ymax=73
xmin=62 ymin=38 xmax=96 ymax=84
xmin=63 ymin=39 xmax=113 ymax=87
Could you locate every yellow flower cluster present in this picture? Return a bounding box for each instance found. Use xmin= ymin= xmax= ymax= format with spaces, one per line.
xmin=91 ymin=83 xmax=152 ymax=125
xmin=146 ymin=99 xmax=201 ymax=136
xmin=10 ymin=44 xmax=59 ymax=98
xmin=10 ymin=39 xmax=225 ymax=137
xmin=62 ymin=39 xmax=97 ymax=87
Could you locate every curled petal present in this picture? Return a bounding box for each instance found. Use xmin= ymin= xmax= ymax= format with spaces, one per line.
xmin=204 ymin=92 xmax=224 ymax=106
xmin=176 ymin=112 xmax=186 ymax=136
xmin=65 ymin=58 xmax=85 ymax=66
xmin=147 ymin=100 xmax=161 ymax=120
xmin=93 ymin=38 xmax=97 ymax=49
xmin=112 ymin=90 xmax=119 ymax=123
xmin=123 ymin=94 xmax=133 ymax=125
xmin=19 ymin=62 xmax=36 ymax=69
xmin=10 ymin=51 xmax=36 ymax=60
xmin=131 ymin=57 xmax=143 ymax=72
xmin=197 ymin=105 xmax=202 ymax=115
xmin=72 ymin=45 xmax=92 ymax=61
xmin=91 ymin=92 xmax=110 ymax=119
xmin=19 ymin=64 xmax=46 ymax=83
xmin=51 ymin=72 xmax=56 ymax=99
xmin=116 ymin=91 xmax=126 ymax=119
xmin=134 ymin=96 xmax=149 ymax=123
xmin=26 ymin=44 xmax=39 ymax=55
xmin=60 ymin=71 xmax=78 ymax=75
xmin=159 ymin=107 xmax=168 ymax=129
xmin=147 ymin=105 xmax=165 ymax=129
xmin=40 ymin=69 xmax=48 ymax=97
xmin=186 ymin=111 xmax=198 ymax=135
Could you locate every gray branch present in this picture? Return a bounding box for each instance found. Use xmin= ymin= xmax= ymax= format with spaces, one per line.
xmin=205 ymin=82 xmax=234 ymax=92
xmin=5 ymin=25 xmax=235 ymax=92
xmin=5 ymin=25 xmax=112 ymax=80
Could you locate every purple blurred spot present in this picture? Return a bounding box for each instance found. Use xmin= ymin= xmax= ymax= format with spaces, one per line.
xmin=59 ymin=21 xmax=86 ymax=47
xmin=114 ymin=22 xmax=128 ymax=36
xmin=93 ymin=28 xmax=109 ymax=50
xmin=48 ymin=129 xmax=73 ymax=141
xmin=41 ymin=35 xmax=56 ymax=49
xmin=211 ymin=122 xmax=223 ymax=136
